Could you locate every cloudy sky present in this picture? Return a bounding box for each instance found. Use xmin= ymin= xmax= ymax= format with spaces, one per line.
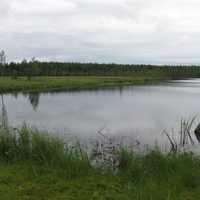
xmin=1 ymin=0 xmax=200 ymax=64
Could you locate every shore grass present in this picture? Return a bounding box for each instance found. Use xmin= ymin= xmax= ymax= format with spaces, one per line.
xmin=0 ymin=76 xmax=165 ymax=93
xmin=0 ymin=127 xmax=200 ymax=199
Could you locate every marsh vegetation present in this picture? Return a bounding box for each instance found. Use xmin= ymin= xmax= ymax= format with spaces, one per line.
xmin=1 ymin=62 xmax=200 ymax=199
xmin=0 ymin=123 xmax=200 ymax=199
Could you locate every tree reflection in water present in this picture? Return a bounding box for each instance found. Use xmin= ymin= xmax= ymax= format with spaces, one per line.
xmin=0 ymin=94 xmax=8 ymax=129
xmin=28 ymin=93 xmax=40 ymax=111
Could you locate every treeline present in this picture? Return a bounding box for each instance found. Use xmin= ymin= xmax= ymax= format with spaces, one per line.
xmin=1 ymin=61 xmax=200 ymax=78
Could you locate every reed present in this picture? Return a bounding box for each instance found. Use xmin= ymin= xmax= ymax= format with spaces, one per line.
xmin=163 ymin=117 xmax=196 ymax=152
xmin=0 ymin=125 xmax=200 ymax=199
xmin=0 ymin=125 xmax=91 ymax=178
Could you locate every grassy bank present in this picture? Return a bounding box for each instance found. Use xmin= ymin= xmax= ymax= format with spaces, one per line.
xmin=0 ymin=127 xmax=200 ymax=199
xmin=0 ymin=76 xmax=165 ymax=93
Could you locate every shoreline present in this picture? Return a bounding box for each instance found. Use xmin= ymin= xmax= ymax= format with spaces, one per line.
xmin=0 ymin=126 xmax=199 ymax=199
xmin=0 ymin=76 xmax=166 ymax=93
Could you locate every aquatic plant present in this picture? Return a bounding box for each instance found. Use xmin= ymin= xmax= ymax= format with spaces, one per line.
xmin=0 ymin=125 xmax=91 ymax=178
xmin=0 ymin=124 xmax=200 ymax=199
xmin=163 ymin=117 xmax=197 ymax=152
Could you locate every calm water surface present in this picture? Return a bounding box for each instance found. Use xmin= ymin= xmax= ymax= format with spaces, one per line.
xmin=2 ymin=79 xmax=200 ymax=145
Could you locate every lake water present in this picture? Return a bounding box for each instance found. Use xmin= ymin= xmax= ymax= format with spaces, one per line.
xmin=1 ymin=78 xmax=200 ymax=146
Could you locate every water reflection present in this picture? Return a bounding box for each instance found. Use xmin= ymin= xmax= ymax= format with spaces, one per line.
xmin=1 ymin=79 xmax=200 ymax=146
xmin=23 ymin=86 xmax=129 ymax=111
xmin=27 ymin=93 xmax=40 ymax=111
xmin=10 ymin=92 xmax=41 ymax=111
xmin=0 ymin=95 xmax=8 ymax=129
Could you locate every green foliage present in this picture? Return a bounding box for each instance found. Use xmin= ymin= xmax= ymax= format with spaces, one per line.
xmin=1 ymin=61 xmax=200 ymax=78
xmin=118 ymin=150 xmax=200 ymax=199
xmin=1 ymin=61 xmax=200 ymax=93
xmin=0 ymin=126 xmax=91 ymax=178
xmin=0 ymin=76 xmax=158 ymax=93
xmin=11 ymin=69 xmax=18 ymax=79
xmin=0 ymin=127 xmax=200 ymax=199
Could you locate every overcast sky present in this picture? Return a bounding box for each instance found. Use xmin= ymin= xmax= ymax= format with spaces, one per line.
xmin=1 ymin=0 xmax=200 ymax=64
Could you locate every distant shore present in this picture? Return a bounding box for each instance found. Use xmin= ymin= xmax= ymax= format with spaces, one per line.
xmin=0 ymin=76 xmax=164 ymax=93
xmin=1 ymin=62 xmax=200 ymax=93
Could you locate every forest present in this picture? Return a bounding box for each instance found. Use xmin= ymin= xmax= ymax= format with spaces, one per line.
xmin=1 ymin=61 xmax=200 ymax=78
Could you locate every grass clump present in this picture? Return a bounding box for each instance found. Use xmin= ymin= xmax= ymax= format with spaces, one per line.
xmin=0 ymin=126 xmax=200 ymax=199
xmin=118 ymin=150 xmax=200 ymax=199
xmin=0 ymin=126 xmax=91 ymax=178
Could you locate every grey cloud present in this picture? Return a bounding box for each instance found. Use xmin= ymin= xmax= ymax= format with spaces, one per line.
xmin=1 ymin=0 xmax=200 ymax=64
xmin=0 ymin=0 xmax=10 ymax=19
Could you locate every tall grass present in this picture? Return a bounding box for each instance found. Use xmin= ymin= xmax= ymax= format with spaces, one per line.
xmin=163 ymin=117 xmax=197 ymax=152
xmin=1 ymin=125 xmax=200 ymax=199
xmin=0 ymin=125 xmax=91 ymax=178
xmin=117 ymin=150 xmax=200 ymax=199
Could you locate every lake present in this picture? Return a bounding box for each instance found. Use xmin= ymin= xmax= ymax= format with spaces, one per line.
xmin=1 ymin=78 xmax=200 ymax=146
